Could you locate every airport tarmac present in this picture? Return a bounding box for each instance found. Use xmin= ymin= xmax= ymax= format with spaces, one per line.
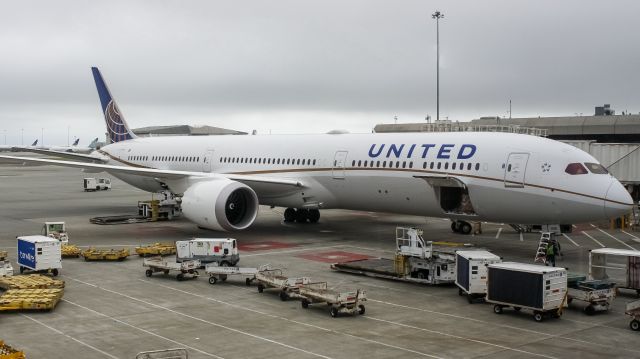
xmin=1 ymin=163 xmax=639 ymax=359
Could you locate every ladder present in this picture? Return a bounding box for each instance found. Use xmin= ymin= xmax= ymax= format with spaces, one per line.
xmin=534 ymin=232 xmax=552 ymax=263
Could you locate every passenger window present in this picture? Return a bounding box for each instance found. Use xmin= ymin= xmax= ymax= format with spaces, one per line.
xmin=358 ymin=160 xmax=361 ymax=167
xmin=565 ymin=163 xmax=588 ymax=175
xmin=467 ymin=163 xmax=472 ymax=170
xmin=376 ymin=161 xmax=380 ymax=167
xmin=444 ymin=162 xmax=449 ymax=170
xmin=363 ymin=161 xmax=368 ymax=168
xmin=409 ymin=162 xmax=413 ymax=169
xmin=313 ymin=159 xmax=316 ymax=165
xmin=507 ymin=164 xmax=512 ymax=172
xmin=395 ymin=161 xmax=400 ymax=168
xmin=437 ymin=162 xmax=441 ymax=169
xmin=452 ymin=163 xmax=457 ymax=170
xmin=475 ymin=163 xmax=480 ymax=171
xmin=430 ymin=162 xmax=434 ymax=170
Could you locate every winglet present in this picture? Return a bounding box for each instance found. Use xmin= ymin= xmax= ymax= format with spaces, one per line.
xmin=31 ymin=139 xmax=38 ymax=146
xmin=72 ymin=138 xmax=80 ymax=146
xmin=91 ymin=67 xmax=137 ymax=143
xmin=88 ymin=137 xmax=99 ymax=149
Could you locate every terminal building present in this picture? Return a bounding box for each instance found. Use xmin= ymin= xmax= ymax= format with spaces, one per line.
xmin=374 ymin=105 xmax=640 ymax=202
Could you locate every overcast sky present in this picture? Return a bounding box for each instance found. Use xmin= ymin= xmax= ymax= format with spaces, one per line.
xmin=1 ymin=0 xmax=639 ymax=145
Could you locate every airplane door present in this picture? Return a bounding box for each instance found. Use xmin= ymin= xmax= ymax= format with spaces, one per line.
xmin=504 ymin=152 xmax=529 ymax=188
xmin=332 ymin=151 xmax=348 ymax=179
xmin=202 ymin=149 xmax=214 ymax=172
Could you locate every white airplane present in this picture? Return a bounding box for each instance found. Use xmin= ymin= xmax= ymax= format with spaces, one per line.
xmin=31 ymin=137 xmax=100 ymax=154
xmin=0 ymin=139 xmax=39 ymax=152
xmin=0 ymin=67 xmax=633 ymax=233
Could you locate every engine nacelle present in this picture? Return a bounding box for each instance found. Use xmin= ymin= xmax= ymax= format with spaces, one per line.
xmin=181 ymin=179 xmax=259 ymax=231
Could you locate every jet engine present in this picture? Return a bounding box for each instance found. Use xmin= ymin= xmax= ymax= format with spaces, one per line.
xmin=181 ymin=179 xmax=259 ymax=231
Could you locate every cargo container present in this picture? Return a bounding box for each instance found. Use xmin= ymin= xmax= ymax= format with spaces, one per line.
xmin=589 ymin=248 xmax=640 ymax=296
xmin=455 ymin=250 xmax=501 ymax=302
xmin=176 ymin=238 xmax=239 ymax=266
xmin=17 ymin=235 xmax=62 ymax=276
xmin=486 ymin=262 xmax=567 ymax=322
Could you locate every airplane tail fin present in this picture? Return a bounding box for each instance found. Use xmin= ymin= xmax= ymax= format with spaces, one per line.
xmin=72 ymin=138 xmax=80 ymax=146
xmin=88 ymin=137 xmax=99 ymax=149
xmin=31 ymin=139 xmax=38 ymax=146
xmin=91 ymin=67 xmax=137 ymax=144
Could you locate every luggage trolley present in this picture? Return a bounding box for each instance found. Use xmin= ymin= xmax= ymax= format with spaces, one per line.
xmin=626 ymin=299 xmax=640 ymax=331
xmin=143 ymin=257 xmax=201 ymax=281
xmin=295 ymin=281 xmax=367 ymax=317
xmin=255 ymin=269 xmax=310 ymax=301
xmin=206 ymin=263 xmax=269 ymax=285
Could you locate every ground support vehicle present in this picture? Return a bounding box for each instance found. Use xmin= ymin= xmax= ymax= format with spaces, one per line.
xmin=589 ymin=248 xmax=640 ymax=296
xmin=255 ymin=269 xmax=310 ymax=301
xmin=82 ymin=248 xmax=130 ymax=261
xmin=61 ymin=244 xmax=81 ymax=258
xmin=42 ymin=221 xmax=69 ymax=244
xmin=0 ymin=274 xmax=65 ymax=290
xmin=455 ymin=250 xmax=501 ymax=303
xmin=17 ymin=236 xmax=62 ymax=276
xmin=566 ymin=275 xmax=616 ymax=314
xmin=0 ymin=340 xmax=26 ymax=359
xmin=486 ymin=262 xmax=567 ymax=322
xmin=135 ymin=243 xmax=177 ymax=257
xmin=84 ymin=177 xmax=111 ymax=191
xmin=0 ymin=288 xmax=64 ymax=311
xmin=205 ymin=263 xmax=266 ymax=285
xmin=143 ymin=257 xmax=201 ymax=281
xmin=176 ymin=238 xmax=239 ymax=266
xmin=626 ymin=299 xmax=640 ymax=331
xmin=294 ymin=281 xmax=367 ymax=317
xmin=138 ymin=190 xmax=181 ymax=221
xmin=331 ymin=227 xmax=457 ymax=285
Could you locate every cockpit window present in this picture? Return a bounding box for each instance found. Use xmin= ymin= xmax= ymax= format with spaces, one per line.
xmin=565 ymin=163 xmax=588 ymax=175
xmin=584 ymin=162 xmax=609 ymax=174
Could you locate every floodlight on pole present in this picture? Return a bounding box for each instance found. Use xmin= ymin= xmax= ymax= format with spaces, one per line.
xmin=432 ymin=10 xmax=444 ymax=122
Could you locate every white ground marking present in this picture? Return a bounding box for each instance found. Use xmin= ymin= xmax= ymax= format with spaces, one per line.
xmin=364 ymin=316 xmax=557 ymax=359
xmin=66 ymin=277 xmax=332 ymax=359
xmin=495 ymin=228 xmax=502 ymax=239
xmin=581 ymin=231 xmax=605 ymax=248
xmin=242 ymin=245 xmax=344 ymax=257
xmin=592 ymin=225 xmax=637 ymax=250
xmin=519 ymin=232 xmax=524 ymax=242
xmin=561 ymin=233 xmax=580 ymax=247
xmin=139 ymin=279 xmax=443 ymax=358
xmin=62 ymin=299 xmax=223 ymax=359
xmin=21 ymin=314 xmax=120 ymax=359
xmin=621 ymin=230 xmax=640 ymax=244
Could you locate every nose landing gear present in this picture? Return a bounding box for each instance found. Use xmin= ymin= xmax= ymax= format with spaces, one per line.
xmin=283 ymin=208 xmax=320 ymax=223
xmin=451 ymin=220 xmax=472 ymax=235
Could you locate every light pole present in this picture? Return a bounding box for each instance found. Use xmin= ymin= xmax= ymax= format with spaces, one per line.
xmin=432 ymin=10 xmax=444 ymax=122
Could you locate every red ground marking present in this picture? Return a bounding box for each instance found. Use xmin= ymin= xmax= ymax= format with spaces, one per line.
xmin=297 ymin=251 xmax=373 ymax=263
xmin=238 ymin=241 xmax=298 ymax=251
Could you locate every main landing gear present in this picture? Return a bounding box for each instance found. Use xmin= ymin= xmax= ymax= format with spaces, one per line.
xmin=284 ymin=208 xmax=320 ymax=223
xmin=451 ymin=220 xmax=472 ymax=235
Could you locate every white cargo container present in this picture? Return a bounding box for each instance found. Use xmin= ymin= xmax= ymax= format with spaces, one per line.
xmin=17 ymin=235 xmax=62 ymax=276
xmin=589 ymin=248 xmax=640 ymax=295
xmin=455 ymin=250 xmax=501 ymax=303
xmin=0 ymin=260 xmax=13 ymax=277
xmin=486 ymin=262 xmax=567 ymax=322
xmin=176 ymin=238 xmax=239 ymax=266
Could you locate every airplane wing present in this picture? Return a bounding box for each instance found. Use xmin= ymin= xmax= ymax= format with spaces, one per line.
xmin=0 ymin=155 xmax=304 ymax=192
xmin=10 ymin=148 xmax=107 ymax=163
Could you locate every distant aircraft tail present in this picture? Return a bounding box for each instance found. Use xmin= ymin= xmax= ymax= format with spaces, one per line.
xmin=88 ymin=137 xmax=99 ymax=149
xmin=31 ymin=139 xmax=38 ymax=146
xmin=72 ymin=138 xmax=80 ymax=146
xmin=91 ymin=67 xmax=137 ymax=144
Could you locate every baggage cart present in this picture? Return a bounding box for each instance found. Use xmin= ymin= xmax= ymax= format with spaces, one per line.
xmin=0 ymin=340 xmax=26 ymax=359
xmin=589 ymin=248 xmax=640 ymax=296
xmin=135 ymin=243 xmax=176 ymax=257
xmin=42 ymin=221 xmax=69 ymax=244
xmin=17 ymin=235 xmax=62 ymax=276
xmin=455 ymin=250 xmax=501 ymax=303
xmin=626 ymin=299 xmax=640 ymax=331
xmin=567 ymin=278 xmax=616 ymax=314
xmin=0 ymin=288 xmax=64 ymax=312
xmin=143 ymin=257 xmax=201 ymax=281
xmin=486 ymin=262 xmax=567 ymax=322
xmin=0 ymin=274 xmax=65 ymax=290
xmin=255 ymin=269 xmax=311 ymax=301
xmin=61 ymin=244 xmax=81 ymax=258
xmin=295 ymin=281 xmax=367 ymax=317
xmin=82 ymin=248 xmax=130 ymax=261
xmin=205 ymin=263 xmax=267 ymax=285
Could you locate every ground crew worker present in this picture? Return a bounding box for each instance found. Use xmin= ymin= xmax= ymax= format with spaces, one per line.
xmin=546 ymin=241 xmax=556 ymax=267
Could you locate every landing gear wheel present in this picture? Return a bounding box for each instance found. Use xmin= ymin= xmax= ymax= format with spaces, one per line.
xmin=284 ymin=208 xmax=296 ymax=222
xmin=279 ymin=291 xmax=289 ymax=301
xmin=493 ymin=305 xmax=503 ymax=314
xmin=245 ymin=278 xmax=252 ymax=286
xmin=19 ymin=266 xmax=24 ymax=274
xmin=533 ymin=311 xmax=544 ymax=322
xmin=358 ymin=305 xmax=366 ymax=315
xmin=220 ymin=274 xmax=228 ymax=282
xmin=330 ymin=307 xmax=338 ymax=318
xmin=460 ymin=222 xmax=472 ymax=235
xmin=209 ymin=276 xmax=217 ymax=285
xmin=630 ymin=319 xmax=640 ymax=331
xmin=176 ymin=273 xmax=184 ymax=281
xmin=458 ymin=288 xmax=464 ymax=296
xmin=308 ymin=209 xmax=320 ymax=223
xmin=451 ymin=222 xmax=459 ymax=233
xmin=295 ymin=209 xmax=309 ymax=223
xmin=51 ymin=269 xmax=59 ymax=277
xmin=145 ymin=269 xmax=153 ymax=277
xmin=301 ymin=300 xmax=309 ymax=309
xmin=257 ymin=284 xmax=264 ymax=293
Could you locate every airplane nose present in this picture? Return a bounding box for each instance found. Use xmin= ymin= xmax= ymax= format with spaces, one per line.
xmin=604 ymin=179 xmax=634 ymax=219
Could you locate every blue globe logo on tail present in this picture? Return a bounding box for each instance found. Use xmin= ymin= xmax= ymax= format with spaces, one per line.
xmin=91 ymin=67 xmax=137 ymax=144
